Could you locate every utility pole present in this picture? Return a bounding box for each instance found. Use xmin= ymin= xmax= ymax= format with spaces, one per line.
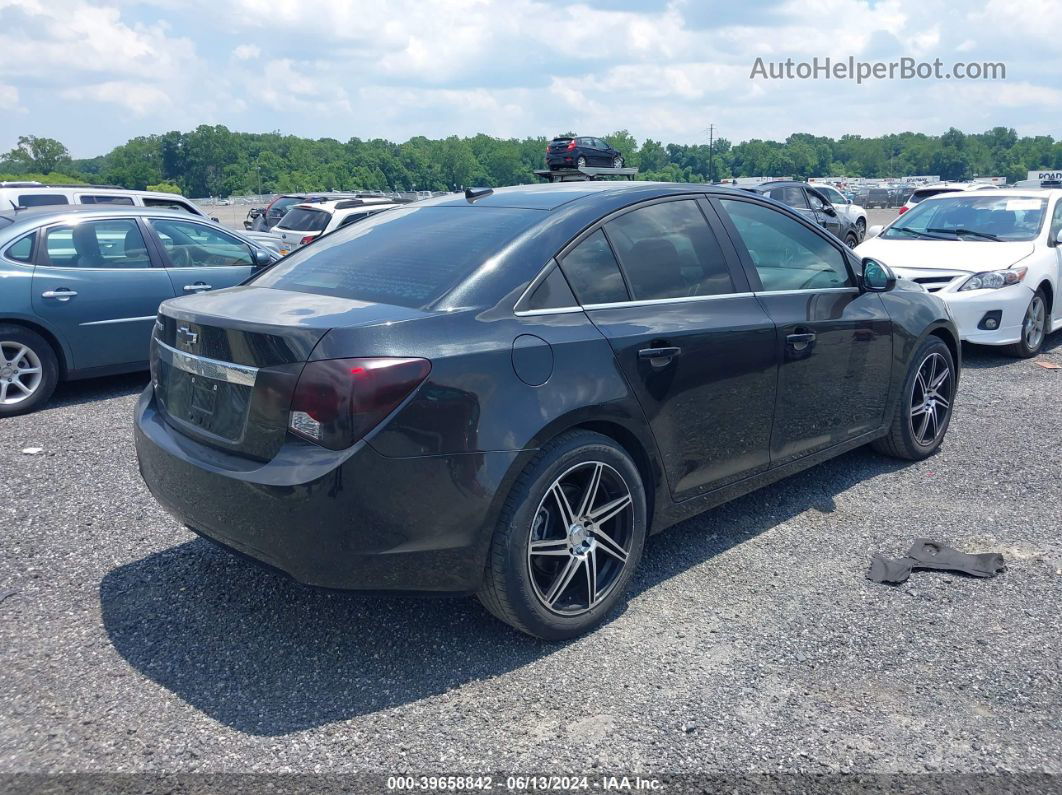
xmin=707 ymin=124 xmax=715 ymax=184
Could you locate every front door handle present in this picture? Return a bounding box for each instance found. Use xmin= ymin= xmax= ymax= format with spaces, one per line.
xmin=638 ymin=346 xmax=682 ymax=366
xmin=786 ymin=332 xmax=817 ymax=350
xmin=41 ymin=289 xmax=78 ymax=302
xmin=183 ymin=282 xmax=212 ymax=293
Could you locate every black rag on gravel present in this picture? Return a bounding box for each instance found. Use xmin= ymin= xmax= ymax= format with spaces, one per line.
xmin=867 ymin=539 xmax=1005 ymax=585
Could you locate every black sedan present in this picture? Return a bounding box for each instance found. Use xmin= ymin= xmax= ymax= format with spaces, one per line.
xmin=746 ymin=180 xmax=861 ymax=247
xmin=546 ymin=136 xmax=624 ymax=170
xmin=135 ymin=182 xmax=960 ymax=640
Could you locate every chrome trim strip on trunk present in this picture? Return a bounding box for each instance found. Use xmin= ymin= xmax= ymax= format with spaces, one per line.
xmin=155 ymin=339 xmax=258 ymax=387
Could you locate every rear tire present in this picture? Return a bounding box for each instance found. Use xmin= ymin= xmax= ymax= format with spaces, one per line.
xmin=872 ymin=336 xmax=955 ymax=460
xmin=0 ymin=325 xmax=59 ymax=418
xmin=1005 ymin=288 xmax=1047 ymax=358
xmin=576 ymin=156 xmax=587 ymax=168
xmin=477 ymin=431 xmax=647 ymax=640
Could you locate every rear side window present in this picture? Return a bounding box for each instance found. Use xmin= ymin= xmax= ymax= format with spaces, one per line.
xmin=911 ymin=189 xmax=956 ymax=204
xmin=521 ymin=264 xmax=578 ymax=311
xmin=42 ymin=219 xmax=152 ymax=268
xmin=80 ymin=195 xmax=135 ymax=205
xmin=278 ymin=208 xmax=329 ymax=232
xmin=253 ymin=206 xmax=543 ymax=308
xmin=720 ymin=199 xmax=851 ymax=292
xmin=559 ymin=229 xmax=629 ymax=305
xmin=605 ymin=200 xmax=735 ymax=300
xmin=4 ymin=233 xmax=33 ymax=263
xmin=143 ymin=198 xmax=197 ymax=214
xmin=18 ymin=194 xmax=67 ymax=207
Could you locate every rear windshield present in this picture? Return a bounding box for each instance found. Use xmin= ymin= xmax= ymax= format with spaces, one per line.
xmin=277 ymin=208 xmax=329 ymax=232
xmin=910 ymin=188 xmax=958 ymax=204
xmin=252 ymin=206 xmax=543 ymax=308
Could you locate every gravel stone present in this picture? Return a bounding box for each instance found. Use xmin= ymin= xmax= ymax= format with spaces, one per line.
xmin=2 ymin=337 xmax=1061 ymax=775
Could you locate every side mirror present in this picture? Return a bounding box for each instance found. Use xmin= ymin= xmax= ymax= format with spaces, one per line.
xmin=252 ymin=248 xmax=276 ymax=269
xmin=822 ymin=204 xmax=837 ymax=216
xmin=1054 ymin=229 xmax=1062 ymax=247
xmin=210 ymin=216 xmax=220 ymax=223
xmin=866 ymin=224 xmax=884 ymax=239
xmin=861 ymin=258 xmax=896 ymax=292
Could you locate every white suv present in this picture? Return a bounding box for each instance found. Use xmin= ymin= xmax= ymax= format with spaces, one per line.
xmin=898 ymin=182 xmax=1000 ymax=217
xmin=0 ymin=181 xmax=209 ymax=218
xmin=808 ymin=183 xmax=868 ymax=241
xmin=273 ymin=197 xmax=404 ymax=254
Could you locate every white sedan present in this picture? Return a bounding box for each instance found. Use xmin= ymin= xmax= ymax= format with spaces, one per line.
xmin=857 ymin=189 xmax=1062 ymax=357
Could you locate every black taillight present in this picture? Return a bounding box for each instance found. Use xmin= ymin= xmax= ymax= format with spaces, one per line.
xmin=288 ymin=357 xmax=431 ymax=450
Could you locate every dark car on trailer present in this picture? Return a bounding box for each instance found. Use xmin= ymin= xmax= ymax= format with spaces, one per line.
xmin=546 ymin=136 xmax=625 ymax=170
xmin=135 ymin=181 xmax=960 ymax=640
xmin=745 ymin=181 xmax=862 ymax=247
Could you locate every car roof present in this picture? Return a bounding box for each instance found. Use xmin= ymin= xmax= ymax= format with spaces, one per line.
xmin=914 ymin=188 xmax=1062 ymax=200
xmin=0 ymin=205 xmax=226 ymax=237
xmin=423 ymin=180 xmax=742 ymax=211
xmin=289 ymin=199 xmax=399 ymax=213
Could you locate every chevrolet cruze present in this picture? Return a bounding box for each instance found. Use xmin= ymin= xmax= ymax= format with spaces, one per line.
xmin=135 ymin=182 xmax=960 ymax=639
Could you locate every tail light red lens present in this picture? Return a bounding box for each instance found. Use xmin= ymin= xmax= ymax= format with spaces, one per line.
xmin=566 ymin=140 xmax=577 ymax=150
xmin=897 ymin=206 xmax=908 ymax=215
xmin=288 ymin=357 xmax=431 ymax=450
xmin=300 ymin=235 xmax=317 ymax=245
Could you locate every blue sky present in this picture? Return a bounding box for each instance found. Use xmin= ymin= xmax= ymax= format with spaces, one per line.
xmin=1 ymin=0 xmax=1060 ymax=158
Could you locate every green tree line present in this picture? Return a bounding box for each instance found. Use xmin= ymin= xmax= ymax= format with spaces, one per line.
xmin=4 ymin=126 xmax=1061 ymax=198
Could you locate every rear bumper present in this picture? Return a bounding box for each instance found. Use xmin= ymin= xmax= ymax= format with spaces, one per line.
xmin=546 ymin=155 xmax=576 ymax=168
xmin=134 ymin=387 xmax=525 ymax=592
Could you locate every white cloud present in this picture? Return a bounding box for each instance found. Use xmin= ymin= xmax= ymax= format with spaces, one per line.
xmin=0 ymin=0 xmax=1059 ymax=154
xmin=233 ymin=43 xmax=260 ymax=60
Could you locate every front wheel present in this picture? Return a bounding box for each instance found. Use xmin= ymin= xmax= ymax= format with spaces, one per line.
xmin=856 ymin=218 xmax=866 ymax=240
xmin=844 ymin=232 xmax=858 ymax=248
xmin=613 ymin=156 xmax=624 ymax=169
xmin=1005 ymin=289 xmax=1047 ymax=358
xmin=872 ymin=336 xmax=955 ymax=460
xmin=477 ymin=431 xmax=647 ymax=640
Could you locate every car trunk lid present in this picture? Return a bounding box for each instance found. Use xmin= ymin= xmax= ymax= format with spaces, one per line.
xmin=152 ymin=286 xmax=431 ymax=461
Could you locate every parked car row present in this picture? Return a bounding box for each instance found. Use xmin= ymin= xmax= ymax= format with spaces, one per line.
xmin=4 ymin=174 xmax=1059 ymax=642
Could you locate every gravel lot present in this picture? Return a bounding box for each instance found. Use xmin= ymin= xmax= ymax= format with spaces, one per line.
xmin=2 ymin=323 xmax=1061 ymax=777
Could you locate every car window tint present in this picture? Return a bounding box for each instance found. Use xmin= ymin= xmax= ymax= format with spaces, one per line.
xmin=143 ymin=198 xmax=196 ymax=213
xmin=4 ymin=233 xmax=34 ymax=263
xmin=338 ymin=212 xmax=368 ymax=228
xmin=80 ymin=195 xmax=135 ymax=205
xmin=768 ymin=186 xmax=809 ymax=208
xmin=523 ymin=264 xmax=578 ymax=311
xmin=559 ymin=229 xmax=629 ymax=305
xmin=806 ymin=190 xmax=830 ymax=210
xmin=605 ymin=200 xmax=735 ymax=300
xmin=18 ymin=194 xmax=68 ymax=207
xmin=1051 ymin=200 xmax=1062 ymax=239
xmin=150 ymin=219 xmax=253 ymax=268
xmin=720 ymin=199 xmax=851 ymax=292
xmin=253 ymin=206 xmax=543 ymax=309
xmin=42 ymin=219 xmax=152 ymax=268
xmin=278 ymin=208 xmax=329 ymax=232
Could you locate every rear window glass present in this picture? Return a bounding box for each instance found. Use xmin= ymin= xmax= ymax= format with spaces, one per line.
xmin=18 ymin=194 xmax=68 ymax=207
xmin=143 ymin=198 xmax=196 ymax=213
xmin=80 ymin=195 xmax=135 ymax=205
xmin=252 ymin=206 xmax=543 ymax=308
xmin=277 ymin=208 xmax=329 ymax=232
xmin=910 ymin=189 xmax=957 ymax=204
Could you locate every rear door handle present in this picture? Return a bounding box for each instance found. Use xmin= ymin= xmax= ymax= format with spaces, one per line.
xmin=183 ymin=283 xmax=212 ymax=293
xmin=41 ymin=289 xmax=77 ymax=302
xmin=786 ymin=332 xmax=817 ymax=350
xmin=638 ymin=346 xmax=682 ymax=364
